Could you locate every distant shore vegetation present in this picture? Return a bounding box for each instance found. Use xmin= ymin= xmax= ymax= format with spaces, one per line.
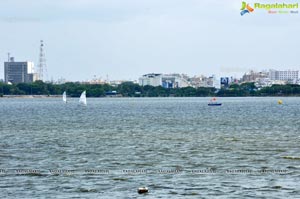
xmin=1 ymin=81 xmax=300 ymax=97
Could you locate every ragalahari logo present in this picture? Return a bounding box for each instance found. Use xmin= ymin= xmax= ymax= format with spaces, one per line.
xmin=240 ymin=2 xmax=254 ymax=16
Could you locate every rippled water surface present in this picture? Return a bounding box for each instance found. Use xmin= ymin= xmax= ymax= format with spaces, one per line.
xmin=0 ymin=97 xmax=300 ymax=198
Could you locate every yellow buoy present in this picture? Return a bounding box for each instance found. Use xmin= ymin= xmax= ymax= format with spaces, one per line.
xmin=278 ymin=100 xmax=283 ymax=105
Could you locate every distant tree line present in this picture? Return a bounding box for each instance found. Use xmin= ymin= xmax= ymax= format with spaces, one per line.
xmin=218 ymin=82 xmax=300 ymax=97
xmin=1 ymin=81 xmax=300 ymax=97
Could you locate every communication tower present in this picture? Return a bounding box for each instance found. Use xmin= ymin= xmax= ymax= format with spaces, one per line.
xmin=38 ymin=40 xmax=47 ymax=81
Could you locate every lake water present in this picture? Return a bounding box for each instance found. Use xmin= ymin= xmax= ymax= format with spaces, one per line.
xmin=0 ymin=97 xmax=300 ymax=198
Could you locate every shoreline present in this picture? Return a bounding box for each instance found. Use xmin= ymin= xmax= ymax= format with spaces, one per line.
xmin=1 ymin=95 xmax=300 ymax=98
xmin=2 ymin=95 xmax=61 ymax=98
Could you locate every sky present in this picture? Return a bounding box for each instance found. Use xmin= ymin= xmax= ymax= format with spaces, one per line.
xmin=0 ymin=0 xmax=299 ymax=81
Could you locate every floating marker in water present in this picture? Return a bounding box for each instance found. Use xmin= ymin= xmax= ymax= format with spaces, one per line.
xmin=138 ymin=187 xmax=148 ymax=194
xmin=278 ymin=100 xmax=283 ymax=105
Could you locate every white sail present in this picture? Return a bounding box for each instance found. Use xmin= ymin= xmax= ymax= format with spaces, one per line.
xmin=79 ymin=91 xmax=87 ymax=105
xmin=63 ymin=91 xmax=67 ymax=103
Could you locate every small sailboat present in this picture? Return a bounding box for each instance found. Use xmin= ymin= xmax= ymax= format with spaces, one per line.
xmin=208 ymin=97 xmax=222 ymax=106
xmin=63 ymin=91 xmax=67 ymax=103
xmin=79 ymin=91 xmax=87 ymax=106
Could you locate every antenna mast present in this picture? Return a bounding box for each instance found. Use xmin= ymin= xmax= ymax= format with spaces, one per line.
xmin=38 ymin=40 xmax=47 ymax=81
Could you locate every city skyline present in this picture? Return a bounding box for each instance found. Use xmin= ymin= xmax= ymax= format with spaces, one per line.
xmin=0 ymin=0 xmax=299 ymax=81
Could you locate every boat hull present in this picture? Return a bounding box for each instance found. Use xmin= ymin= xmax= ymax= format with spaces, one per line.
xmin=208 ymin=103 xmax=222 ymax=106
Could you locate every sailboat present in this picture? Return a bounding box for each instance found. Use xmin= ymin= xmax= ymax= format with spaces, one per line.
xmin=63 ymin=91 xmax=67 ymax=103
xmin=79 ymin=91 xmax=87 ymax=106
xmin=208 ymin=97 xmax=222 ymax=106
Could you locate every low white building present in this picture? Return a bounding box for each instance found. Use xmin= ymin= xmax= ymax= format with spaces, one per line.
xmin=139 ymin=73 xmax=190 ymax=88
xmin=139 ymin=73 xmax=162 ymax=87
xmin=161 ymin=74 xmax=190 ymax=88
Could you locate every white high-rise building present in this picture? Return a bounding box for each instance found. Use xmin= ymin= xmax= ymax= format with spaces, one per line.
xmin=269 ymin=69 xmax=299 ymax=82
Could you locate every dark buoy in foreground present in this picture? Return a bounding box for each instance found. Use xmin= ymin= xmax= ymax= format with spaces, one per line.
xmin=138 ymin=187 xmax=148 ymax=194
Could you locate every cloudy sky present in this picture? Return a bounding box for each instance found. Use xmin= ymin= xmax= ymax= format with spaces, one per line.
xmin=0 ymin=0 xmax=299 ymax=81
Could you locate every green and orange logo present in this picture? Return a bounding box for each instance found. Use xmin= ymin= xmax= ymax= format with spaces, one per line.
xmin=240 ymin=2 xmax=254 ymax=16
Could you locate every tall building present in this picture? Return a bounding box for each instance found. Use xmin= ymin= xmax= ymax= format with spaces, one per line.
xmin=269 ymin=69 xmax=299 ymax=82
xmin=207 ymin=75 xmax=221 ymax=89
xmin=4 ymin=57 xmax=36 ymax=83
